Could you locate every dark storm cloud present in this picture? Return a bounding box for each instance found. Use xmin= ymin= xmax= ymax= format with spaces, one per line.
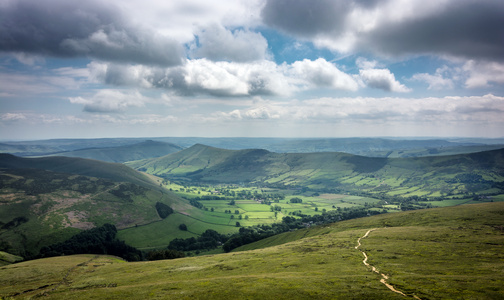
xmin=0 ymin=0 xmax=184 ymax=66
xmin=360 ymin=1 xmax=504 ymax=61
xmin=261 ymin=0 xmax=504 ymax=61
xmin=192 ymin=24 xmax=269 ymax=62
xmin=261 ymin=0 xmax=352 ymax=37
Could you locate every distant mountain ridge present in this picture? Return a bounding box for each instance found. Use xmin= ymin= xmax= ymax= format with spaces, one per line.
xmin=47 ymin=140 xmax=183 ymax=163
xmin=2 ymin=137 xmax=504 ymax=158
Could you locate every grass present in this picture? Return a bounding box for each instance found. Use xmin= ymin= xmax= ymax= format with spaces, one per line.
xmin=2 ymin=202 xmax=503 ymax=299
xmin=0 ymin=251 xmax=23 ymax=266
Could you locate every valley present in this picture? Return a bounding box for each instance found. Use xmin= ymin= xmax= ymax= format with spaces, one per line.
xmin=0 ymin=137 xmax=503 ymax=299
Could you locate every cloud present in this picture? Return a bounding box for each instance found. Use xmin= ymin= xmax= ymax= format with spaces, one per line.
xmin=0 ymin=71 xmax=83 ymax=95
xmin=89 ymin=58 xmax=359 ymax=97
xmin=261 ymin=0 xmax=504 ymax=61
xmin=0 ymin=113 xmax=27 ymax=122
xmin=0 ymin=0 xmax=184 ymax=66
xmin=219 ymin=94 xmax=504 ymax=125
xmin=411 ymin=66 xmax=455 ymax=90
xmin=192 ymin=24 xmax=269 ymax=62
xmin=261 ymin=0 xmax=355 ymax=38
xmin=69 ymin=90 xmax=146 ymax=113
xmin=463 ymin=60 xmax=504 ymax=88
xmin=360 ymin=0 xmax=504 ymax=61
xmin=359 ymin=69 xmax=411 ymax=92
xmin=289 ymin=58 xmax=359 ymax=91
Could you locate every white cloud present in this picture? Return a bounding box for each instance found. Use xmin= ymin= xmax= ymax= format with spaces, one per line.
xmin=411 ymin=66 xmax=454 ymax=90
xmin=69 ymin=90 xmax=147 ymax=113
xmin=289 ymin=58 xmax=359 ymax=91
xmin=359 ymin=68 xmax=411 ymax=92
xmin=355 ymin=57 xmax=380 ymax=70
xmin=0 ymin=113 xmax=27 ymax=122
xmin=89 ymin=58 xmax=359 ymax=97
xmin=463 ymin=60 xmax=504 ymax=88
xmin=217 ymin=94 xmax=504 ymax=125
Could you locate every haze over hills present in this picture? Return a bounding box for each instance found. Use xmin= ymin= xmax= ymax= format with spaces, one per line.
xmin=47 ymin=140 xmax=183 ymax=163
xmin=2 ymin=137 xmax=504 ymax=158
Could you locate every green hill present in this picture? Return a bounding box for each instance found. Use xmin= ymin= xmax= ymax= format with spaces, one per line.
xmin=49 ymin=140 xmax=183 ymax=163
xmin=128 ymin=145 xmax=504 ymax=199
xmin=0 ymin=167 xmax=184 ymax=258
xmin=1 ymin=202 xmax=502 ymax=299
xmin=0 ymin=155 xmax=194 ymax=257
xmin=0 ymin=153 xmax=161 ymax=190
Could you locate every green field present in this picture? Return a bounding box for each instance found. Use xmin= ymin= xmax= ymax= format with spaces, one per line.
xmin=2 ymin=202 xmax=503 ymax=299
xmin=117 ymin=179 xmax=504 ymax=250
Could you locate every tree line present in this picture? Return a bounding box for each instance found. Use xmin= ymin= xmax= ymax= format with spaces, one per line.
xmin=37 ymin=223 xmax=143 ymax=261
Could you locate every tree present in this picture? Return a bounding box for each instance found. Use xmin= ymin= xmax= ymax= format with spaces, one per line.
xmin=290 ymin=197 xmax=303 ymax=203
xmin=147 ymin=249 xmax=185 ymax=261
xmin=155 ymin=202 xmax=174 ymax=219
xmin=235 ymin=222 xmax=241 ymax=227
xmin=179 ymin=224 xmax=187 ymax=231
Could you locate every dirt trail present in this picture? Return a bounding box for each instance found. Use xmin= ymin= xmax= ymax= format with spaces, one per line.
xmin=355 ymin=229 xmax=421 ymax=299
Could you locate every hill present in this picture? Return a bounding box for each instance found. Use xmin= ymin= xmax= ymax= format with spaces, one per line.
xmin=0 ymin=155 xmax=194 ymax=257
xmin=48 ymin=140 xmax=183 ymax=163
xmin=128 ymin=144 xmax=504 ymax=199
xmin=0 ymin=138 xmax=146 ymax=156
xmin=0 ymin=153 xmax=160 ymax=190
xmin=1 ymin=202 xmax=502 ymax=299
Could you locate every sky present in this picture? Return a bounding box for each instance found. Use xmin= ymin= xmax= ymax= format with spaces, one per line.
xmin=1 ymin=0 xmax=504 ymax=140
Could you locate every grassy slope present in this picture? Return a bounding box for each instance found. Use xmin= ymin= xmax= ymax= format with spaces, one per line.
xmin=129 ymin=145 xmax=504 ymax=198
xmin=0 ymin=156 xmax=188 ymax=256
xmin=0 ymin=154 xmax=161 ymax=191
xmin=1 ymin=202 xmax=502 ymax=299
xmin=127 ymin=144 xmax=237 ymax=175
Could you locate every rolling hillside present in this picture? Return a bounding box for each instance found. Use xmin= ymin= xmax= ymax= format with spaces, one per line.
xmin=1 ymin=202 xmax=502 ymax=299
xmin=48 ymin=140 xmax=183 ymax=163
xmin=0 ymin=155 xmax=189 ymax=257
xmin=0 ymin=153 xmax=160 ymax=190
xmin=129 ymin=144 xmax=504 ymax=198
